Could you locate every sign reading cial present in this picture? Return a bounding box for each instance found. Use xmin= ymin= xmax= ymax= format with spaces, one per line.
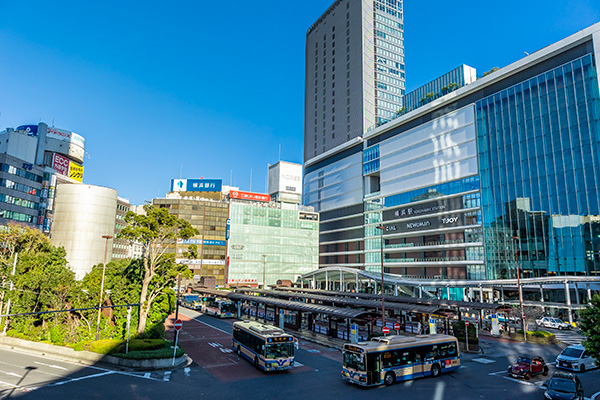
xmin=68 ymin=162 xmax=84 ymax=182
xmin=52 ymin=153 xmax=70 ymax=176
xmin=171 ymin=179 xmax=222 ymax=193
xmin=229 ymin=190 xmax=270 ymax=202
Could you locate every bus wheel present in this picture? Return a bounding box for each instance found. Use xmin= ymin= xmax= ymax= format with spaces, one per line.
xmin=384 ymin=372 xmax=395 ymax=386
xmin=431 ymin=364 xmax=441 ymax=378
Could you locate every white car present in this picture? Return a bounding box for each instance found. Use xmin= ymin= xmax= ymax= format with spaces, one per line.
xmin=536 ymin=317 xmax=572 ymax=330
xmin=556 ymin=345 xmax=598 ymax=372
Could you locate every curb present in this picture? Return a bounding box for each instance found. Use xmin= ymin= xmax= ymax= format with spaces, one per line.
xmin=0 ymin=336 xmax=188 ymax=371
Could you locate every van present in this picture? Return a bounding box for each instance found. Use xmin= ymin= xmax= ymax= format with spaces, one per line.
xmin=556 ymin=345 xmax=597 ymax=372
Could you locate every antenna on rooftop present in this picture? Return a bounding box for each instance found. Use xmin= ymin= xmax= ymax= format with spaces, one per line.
xmin=249 ymin=168 xmax=253 ymax=192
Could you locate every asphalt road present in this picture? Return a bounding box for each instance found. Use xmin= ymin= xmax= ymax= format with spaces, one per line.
xmin=0 ymin=310 xmax=598 ymax=400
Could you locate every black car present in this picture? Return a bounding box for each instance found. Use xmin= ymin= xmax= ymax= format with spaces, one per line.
xmin=543 ymin=372 xmax=584 ymax=400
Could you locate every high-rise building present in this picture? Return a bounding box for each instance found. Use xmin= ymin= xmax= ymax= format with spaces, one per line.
xmin=304 ymin=0 xmax=405 ymax=161
xmin=304 ymin=21 xmax=600 ymax=280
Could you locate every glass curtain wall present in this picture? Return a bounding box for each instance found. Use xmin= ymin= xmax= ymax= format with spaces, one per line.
xmin=477 ymin=53 xmax=600 ymax=279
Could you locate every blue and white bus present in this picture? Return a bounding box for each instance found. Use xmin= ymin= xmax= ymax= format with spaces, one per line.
xmin=342 ymin=334 xmax=460 ymax=386
xmin=232 ymin=320 xmax=296 ymax=372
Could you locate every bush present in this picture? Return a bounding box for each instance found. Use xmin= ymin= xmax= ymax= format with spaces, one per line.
xmin=452 ymin=322 xmax=479 ymax=345
xmin=113 ymin=339 xmax=168 ymax=353
xmin=113 ymin=346 xmax=185 ymax=360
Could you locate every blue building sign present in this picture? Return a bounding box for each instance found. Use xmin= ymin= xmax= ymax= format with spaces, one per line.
xmin=16 ymin=125 xmax=38 ymax=136
xmin=179 ymin=239 xmax=226 ymax=246
xmin=171 ymin=179 xmax=222 ymax=192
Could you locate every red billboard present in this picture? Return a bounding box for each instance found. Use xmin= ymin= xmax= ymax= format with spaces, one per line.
xmin=52 ymin=153 xmax=70 ymax=176
xmin=229 ymin=190 xmax=270 ymax=202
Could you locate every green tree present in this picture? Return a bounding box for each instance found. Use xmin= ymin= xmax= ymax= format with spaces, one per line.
xmin=579 ymin=294 xmax=600 ymax=361
xmin=118 ymin=204 xmax=197 ymax=334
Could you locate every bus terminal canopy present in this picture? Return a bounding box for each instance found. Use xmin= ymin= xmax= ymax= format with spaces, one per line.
xmin=189 ymin=285 xmax=374 ymax=320
xmin=235 ymin=288 xmax=453 ymax=316
xmin=275 ymin=287 xmax=509 ymax=312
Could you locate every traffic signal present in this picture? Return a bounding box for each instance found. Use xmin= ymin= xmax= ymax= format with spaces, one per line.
xmin=202 ymin=297 xmax=208 ymax=302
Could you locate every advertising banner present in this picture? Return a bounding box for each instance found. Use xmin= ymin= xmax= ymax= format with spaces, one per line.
xmin=229 ymin=190 xmax=270 ymax=202
xmin=68 ymin=162 xmax=84 ymax=182
xmin=52 ymin=153 xmax=70 ymax=176
xmin=176 ymin=239 xmax=226 ymax=246
xmin=175 ymin=259 xmax=226 ymax=265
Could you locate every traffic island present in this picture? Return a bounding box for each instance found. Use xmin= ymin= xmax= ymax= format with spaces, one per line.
xmin=506 ymin=330 xmax=557 ymax=344
xmin=0 ymin=335 xmax=188 ymax=370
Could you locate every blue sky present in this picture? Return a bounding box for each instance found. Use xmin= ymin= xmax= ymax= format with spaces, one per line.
xmin=0 ymin=1 xmax=598 ymax=204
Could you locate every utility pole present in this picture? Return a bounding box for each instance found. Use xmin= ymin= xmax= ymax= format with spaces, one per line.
xmin=512 ymin=236 xmax=526 ymax=342
xmin=2 ymin=253 xmax=18 ymax=335
xmin=95 ymin=235 xmax=113 ymax=341
xmin=376 ymin=225 xmax=386 ymax=329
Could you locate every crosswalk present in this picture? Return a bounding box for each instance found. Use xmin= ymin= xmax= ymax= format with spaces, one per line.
xmin=552 ymin=329 xmax=584 ymax=346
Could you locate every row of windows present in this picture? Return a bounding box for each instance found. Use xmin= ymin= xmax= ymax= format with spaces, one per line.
xmin=375 ymin=22 xmax=403 ymax=39
xmin=375 ymin=30 xmax=404 ymax=47
xmin=376 ymin=48 xmax=404 ymax=63
xmin=376 ymin=64 xmax=404 ymax=79
xmin=377 ymin=90 xmax=402 ymax=104
xmin=0 ymin=193 xmax=38 ymax=210
xmin=378 ymin=99 xmax=402 ymax=112
xmin=376 ymin=37 xmax=404 ymax=56
xmin=376 ymin=56 xmax=404 ymax=71
xmin=0 ymin=209 xmax=35 ymax=223
xmin=380 ymin=342 xmax=457 ymax=368
xmin=375 ymin=3 xmax=402 ymax=19
xmin=376 ymin=82 xmax=404 ymax=95
xmin=0 ymin=178 xmax=40 ymax=196
xmin=384 ymin=176 xmax=481 ymax=208
xmin=375 ymin=12 xmax=404 ymax=30
xmin=0 ymin=164 xmax=43 ymax=183
xmin=378 ymin=73 xmax=405 ymax=88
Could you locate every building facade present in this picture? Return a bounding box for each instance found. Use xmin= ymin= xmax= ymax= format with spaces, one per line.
xmin=304 ymin=22 xmax=600 ymax=280
xmin=227 ymin=197 xmax=319 ymax=288
xmin=304 ymin=0 xmax=405 ymax=161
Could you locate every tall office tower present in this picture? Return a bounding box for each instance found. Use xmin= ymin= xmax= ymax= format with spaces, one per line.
xmin=304 ymin=0 xmax=405 ymax=161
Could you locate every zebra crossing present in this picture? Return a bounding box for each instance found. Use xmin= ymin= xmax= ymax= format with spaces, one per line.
xmin=552 ymin=329 xmax=584 ymax=346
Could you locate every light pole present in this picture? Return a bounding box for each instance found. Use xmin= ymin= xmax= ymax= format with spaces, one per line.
xmin=376 ymin=225 xmax=386 ymax=329
xmin=511 ymin=236 xmax=526 ymax=342
xmin=262 ymin=255 xmax=267 ymax=289
xmin=95 ymin=235 xmax=113 ymax=341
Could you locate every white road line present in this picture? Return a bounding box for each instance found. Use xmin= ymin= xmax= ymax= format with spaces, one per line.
xmin=191 ymin=316 xmax=231 ymax=335
xmin=0 ymin=379 xmax=37 ymax=392
xmin=34 ymin=361 xmax=68 ymax=371
xmin=591 ymin=391 xmax=600 ymax=400
xmin=472 ymin=358 xmax=496 ymax=364
xmin=293 ymin=361 xmax=304 ymax=367
xmin=49 ymin=371 xmax=115 ymax=386
xmin=144 ymin=372 xmax=151 ymax=378
xmin=163 ymin=371 xmax=171 ymax=382
xmin=0 ymin=369 xmax=21 ymax=378
xmin=184 ymin=367 xmax=190 ymax=377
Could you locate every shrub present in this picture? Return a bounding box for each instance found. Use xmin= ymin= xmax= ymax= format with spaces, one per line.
xmin=90 ymin=339 xmax=123 ymax=354
xmin=113 ymin=346 xmax=185 ymax=360
xmin=112 ymin=339 xmax=168 ymax=353
xmin=452 ymin=322 xmax=479 ymax=345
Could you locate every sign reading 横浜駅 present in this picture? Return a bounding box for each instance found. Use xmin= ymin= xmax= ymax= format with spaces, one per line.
xmin=382 ymin=197 xmax=464 ymax=221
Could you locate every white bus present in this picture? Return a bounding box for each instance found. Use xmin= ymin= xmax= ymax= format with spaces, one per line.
xmin=342 ymin=334 xmax=461 ymax=386
xmin=232 ymin=320 xmax=295 ymax=372
xmin=203 ymin=298 xmax=237 ymax=318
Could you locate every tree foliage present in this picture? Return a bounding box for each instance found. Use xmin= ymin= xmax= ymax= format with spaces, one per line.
xmin=579 ymin=294 xmax=600 ymax=361
xmin=118 ymin=204 xmax=197 ymax=334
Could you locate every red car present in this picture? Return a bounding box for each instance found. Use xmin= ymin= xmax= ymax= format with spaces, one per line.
xmin=507 ymin=355 xmax=549 ymax=379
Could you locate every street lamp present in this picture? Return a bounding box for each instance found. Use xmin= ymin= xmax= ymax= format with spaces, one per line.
xmin=95 ymin=235 xmax=113 ymax=341
xmin=511 ymin=236 xmax=526 ymax=342
xmin=262 ymin=255 xmax=267 ymax=290
xmin=376 ymin=225 xmax=386 ymax=330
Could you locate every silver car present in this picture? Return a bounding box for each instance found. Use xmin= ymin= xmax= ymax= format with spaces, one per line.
xmin=556 ymin=345 xmax=597 ymax=372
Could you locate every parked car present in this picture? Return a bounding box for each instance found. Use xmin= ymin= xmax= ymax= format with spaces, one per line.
xmin=507 ymin=355 xmax=548 ymax=379
xmin=536 ymin=317 xmax=572 ymax=330
xmin=542 ymin=372 xmax=584 ymax=400
xmin=556 ymin=345 xmax=598 ymax=372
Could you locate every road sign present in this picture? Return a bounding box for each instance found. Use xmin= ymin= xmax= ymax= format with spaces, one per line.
xmin=522 ymin=314 xmax=526 ymax=320
xmin=382 ymin=327 xmax=390 ymax=334
xmin=174 ymin=319 xmax=183 ymax=331
xmin=394 ymin=323 xmax=400 ymax=331
xmin=465 ymin=321 xmax=469 ymax=327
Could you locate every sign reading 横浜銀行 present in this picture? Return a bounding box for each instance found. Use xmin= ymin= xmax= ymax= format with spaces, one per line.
xmin=171 ymin=179 xmax=222 ymax=192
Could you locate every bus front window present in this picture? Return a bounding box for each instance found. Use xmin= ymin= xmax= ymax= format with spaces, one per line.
xmin=222 ymin=303 xmax=237 ymax=313
xmin=343 ymin=351 xmax=365 ymax=371
xmin=266 ymin=343 xmax=294 ymax=359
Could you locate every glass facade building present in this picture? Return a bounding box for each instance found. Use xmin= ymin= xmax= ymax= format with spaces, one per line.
xmin=477 ymin=53 xmax=600 ymax=278
xmin=228 ymin=201 xmax=319 ymax=287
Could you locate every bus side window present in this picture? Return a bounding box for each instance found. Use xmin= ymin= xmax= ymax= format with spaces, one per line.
xmin=411 ymin=349 xmax=421 ymax=364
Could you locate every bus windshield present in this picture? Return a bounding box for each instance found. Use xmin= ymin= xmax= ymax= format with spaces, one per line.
xmin=266 ymin=343 xmax=294 ymax=359
xmin=343 ymin=351 xmax=365 ymax=371
xmin=221 ymin=303 xmax=236 ymax=313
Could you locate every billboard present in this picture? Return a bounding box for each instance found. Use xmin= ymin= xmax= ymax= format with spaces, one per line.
xmin=382 ymin=214 xmax=466 ymax=235
xmin=16 ymin=125 xmax=38 ymax=136
xmin=229 ymin=190 xmax=270 ymax=202
xmin=171 ymin=179 xmax=222 ymax=192
xmin=382 ymin=197 xmax=464 ymax=221
xmin=47 ymin=127 xmax=85 ymax=147
xmin=176 ymin=239 xmax=226 ymax=246
xmin=268 ymin=162 xmax=302 ymax=195
xmin=52 ymin=153 xmax=70 ymax=176
xmin=68 ymin=161 xmax=84 ymax=182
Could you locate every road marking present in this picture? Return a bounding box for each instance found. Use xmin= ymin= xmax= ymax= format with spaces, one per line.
xmin=163 ymin=371 xmax=171 ymax=381
xmin=34 ymin=361 xmax=68 ymax=371
xmin=219 ymin=348 xmax=233 ymax=353
xmin=488 ymin=370 xmax=509 ymax=376
xmin=184 ymin=367 xmax=190 ymax=377
xmin=293 ymin=361 xmax=304 ymax=367
xmin=49 ymin=371 xmax=115 ymax=386
xmin=0 ymin=379 xmax=37 ymax=392
xmin=0 ymin=369 xmax=21 ymax=378
xmin=591 ymin=391 xmax=600 ymax=400
xmin=144 ymin=372 xmax=151 ymax=378
xmin=191 ymin=317 xmax=231 ymax=335
xmin=501 ymin=375 xmax=538 ymax=386
xmin=307 ymin=349 xmax=321 ymax=353
xmin=472 ymin=358 xmax=496 ymax=364
xmin=208 ymin=342 xmax=223 ymax=348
